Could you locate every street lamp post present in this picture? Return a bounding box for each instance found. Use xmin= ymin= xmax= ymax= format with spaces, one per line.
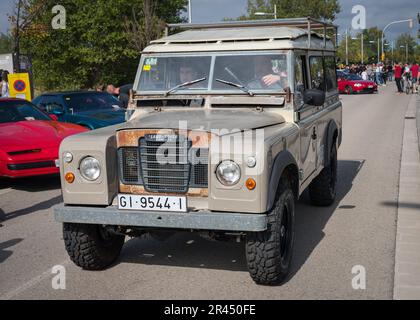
xmin=381 ymin=19 xmax=413 ymax=60
xmin=345 ymin=29 xmax=348 ymax=65
xmin=188 ymin=0 xmax=192 ymax=23
xmin=255 ymin=4 xmax=277 ymax=19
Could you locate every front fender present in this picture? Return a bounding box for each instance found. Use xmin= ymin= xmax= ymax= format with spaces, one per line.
xmin=266 ymin=150 xmax=298 ymax=212
xmin=324 ymin=120 xmax=339 ymax=167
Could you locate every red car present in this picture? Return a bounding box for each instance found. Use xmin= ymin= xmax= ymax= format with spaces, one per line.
xmin=337 ymin=72 xmax=378 ymax=94
xmin=0 ymin=98 xmax=87 ymax=178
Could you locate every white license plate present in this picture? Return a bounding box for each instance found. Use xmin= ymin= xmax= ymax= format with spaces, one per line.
xmin=118 ymin=194 xmax=187 ymax=212
xmin=368 ymin=85 xmax=373 ymax=88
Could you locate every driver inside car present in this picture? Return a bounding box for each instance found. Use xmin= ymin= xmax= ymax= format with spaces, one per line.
xmin=248 ymin=55 xmax=287 ymax=89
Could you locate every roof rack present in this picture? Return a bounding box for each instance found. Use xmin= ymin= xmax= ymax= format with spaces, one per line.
xmin=165 ymin=17 xmax=338 ymax=49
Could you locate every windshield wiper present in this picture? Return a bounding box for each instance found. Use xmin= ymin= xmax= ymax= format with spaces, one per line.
xmin=215 ymin=79 xmax=254 ymax=97
xmin=164 ymin=77 xmax=207 ymax=97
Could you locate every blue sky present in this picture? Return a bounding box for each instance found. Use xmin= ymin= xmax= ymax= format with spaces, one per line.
xmin=1 ymin=0 xmax=418 ymax=43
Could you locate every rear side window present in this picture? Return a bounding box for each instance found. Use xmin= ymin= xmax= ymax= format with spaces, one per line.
xmin=309 ymin=56 xmax=325 ymax=91
xmin=324 ymin=56 xmax=337 ymax=91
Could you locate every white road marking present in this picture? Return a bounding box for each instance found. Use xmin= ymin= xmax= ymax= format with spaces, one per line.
xmin=0 ymin=260 xmax=70 ymax=300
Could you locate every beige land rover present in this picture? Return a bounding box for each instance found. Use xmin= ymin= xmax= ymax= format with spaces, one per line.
xmin=55 ymin=18 xmax=342 ymax=285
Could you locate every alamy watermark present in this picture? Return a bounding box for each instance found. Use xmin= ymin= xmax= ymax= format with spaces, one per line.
xmin=51 ymin=5 xmax=66 ymax=30
xmin=351 ymin=265 xmax=366 ymax=290
xmin=51 ymin=265 xmax=66 ymax=290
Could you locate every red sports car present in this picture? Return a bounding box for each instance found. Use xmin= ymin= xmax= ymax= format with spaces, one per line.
xmin=0 ymin=98 xmax=87 ymax=178
xmin=337 ymin=72 xmax=378 ymax=94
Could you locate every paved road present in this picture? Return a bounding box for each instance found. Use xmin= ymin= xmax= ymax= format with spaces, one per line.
xmin=0 ymin=85 xmax=413 ymax=300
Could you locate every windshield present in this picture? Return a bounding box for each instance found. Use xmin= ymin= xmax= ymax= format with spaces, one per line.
xmin=63 ymin=92 xmax=122 ymax=113
xmin=0 ymin=100 xmax=51 ymax=124
xmin=138 ymin=53 xmax=289 ymax=94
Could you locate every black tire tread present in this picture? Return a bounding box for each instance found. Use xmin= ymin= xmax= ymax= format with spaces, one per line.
xmin=63 ymin=223 xmax=124 ymax=270
xmin=246 ymin=179 xmax=295 ymax=285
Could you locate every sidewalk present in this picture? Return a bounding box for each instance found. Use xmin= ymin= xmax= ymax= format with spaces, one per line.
xmin=394 ymin=94 xmax=420 ymax=300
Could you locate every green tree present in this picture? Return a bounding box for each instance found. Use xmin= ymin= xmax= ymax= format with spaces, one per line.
xmin=336 ymin=27 xmax=390 ymax=64
xmin=238 ymin=0 xmax=340 ymax=21
xmin=0 ymin=33 xmax=13 ymax=54
xmin=12 ymin=0 xmax=186 ymax=91
xmin=394 ymin=33 xmax=417 ymax=63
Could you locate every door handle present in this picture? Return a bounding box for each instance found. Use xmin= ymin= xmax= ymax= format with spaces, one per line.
xmin=311 ymin=128 xmax=317 ymax=140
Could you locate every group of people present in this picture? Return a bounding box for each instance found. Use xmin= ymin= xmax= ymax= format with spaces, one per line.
xmin=339 ymin=61 xmax=419 ymax=93
xmin=0 ymin=70 xmax=10 ymax=98
xmin=339 ymin=63 xmax=394 ymax=85
xmin=393 ymin=62 xmax=419 ymax=94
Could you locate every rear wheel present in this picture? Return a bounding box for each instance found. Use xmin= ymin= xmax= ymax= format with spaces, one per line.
xmin=246 ymin=178 xmax=295 ymax=285
xmin=309 ymin=144 xmax=338 ymax=206
xmin=63 ymin=223 xmax=125 ymax=270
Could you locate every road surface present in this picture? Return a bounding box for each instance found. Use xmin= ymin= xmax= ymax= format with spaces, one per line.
xmin=0 ymin=85 xmax=413 ymax=299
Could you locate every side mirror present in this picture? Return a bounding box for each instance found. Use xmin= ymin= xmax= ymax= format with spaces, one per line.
xmin=303 ymin=89 xmax=326 ymax=107
xmin=49 ymin=114 xmax=58 ymax=121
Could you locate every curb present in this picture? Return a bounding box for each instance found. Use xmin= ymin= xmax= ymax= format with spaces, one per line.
xmin=393 ymin=93 xmax=420 ymax=300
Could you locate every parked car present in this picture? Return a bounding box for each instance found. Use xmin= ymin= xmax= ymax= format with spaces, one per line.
xmin=0 ymin=98 xmax=87 ymax=178
xmin=337 ymin=71 xmax=377 ymax=94
xmin=55 ymin=18 xmax=342 ymax=285
xmin=32 ymin=91 xmax=126 ymax=130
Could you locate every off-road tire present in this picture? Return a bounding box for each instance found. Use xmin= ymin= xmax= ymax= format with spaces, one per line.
xmin=63 ymin=223 xmax=125 ymax=270
xmin=246 ymin=178 xmax=295 ymax=285
xmin=309 ymin=144 xmax=337 ymax=206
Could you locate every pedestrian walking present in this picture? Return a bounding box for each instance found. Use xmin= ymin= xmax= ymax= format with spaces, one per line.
xmin=1 ymin=70 xmax=9 ymax=98
xmin=394 ymin=62 xmax=403 ymax=93
xmin=410 ymin=62 xmax=419 ymax=93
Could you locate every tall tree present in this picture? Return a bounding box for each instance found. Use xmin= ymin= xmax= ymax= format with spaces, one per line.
xmin=394 ymin=33 xmax=417 ymax=63
xmin=0 ymin=33 xmax=13 ymax=54
xmin=239 ymin=0 xmax=340 ymax=21
xmin=11 ymin=0 xmax=186 ymax=91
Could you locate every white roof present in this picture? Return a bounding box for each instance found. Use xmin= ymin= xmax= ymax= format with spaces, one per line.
xmin=144 ymin=26 xmax=334 ymax=53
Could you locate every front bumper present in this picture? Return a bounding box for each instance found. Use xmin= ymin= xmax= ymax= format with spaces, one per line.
xmin=54 ymin=204 xmax=268 ymax=232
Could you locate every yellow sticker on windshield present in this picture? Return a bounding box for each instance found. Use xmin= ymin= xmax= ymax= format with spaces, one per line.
xmin=143 ymin=65 xmax=151 ymax=71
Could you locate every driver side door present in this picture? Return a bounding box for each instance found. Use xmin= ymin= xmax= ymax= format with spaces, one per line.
xmin=295 ymin=53 xmax=324 ymax=183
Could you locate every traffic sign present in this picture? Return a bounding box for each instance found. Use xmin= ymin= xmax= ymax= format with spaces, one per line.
xmin=8 ymin=73 xmax=32 ymax=101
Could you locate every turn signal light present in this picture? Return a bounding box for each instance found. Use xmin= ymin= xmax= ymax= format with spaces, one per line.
xmin=65 ymin=172 xmax=75 ymax=184
xmin=246 ymin=178 xmax=256 ymax=190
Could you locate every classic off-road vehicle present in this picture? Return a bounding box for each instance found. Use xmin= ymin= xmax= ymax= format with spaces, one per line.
xmin=55 ymin=18 xmax=342 ymax=285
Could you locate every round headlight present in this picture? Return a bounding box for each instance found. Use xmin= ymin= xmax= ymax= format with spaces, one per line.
xmin=80 ymin=157 xmax=101 ymax=181
xmin=63 ymin=152 xmax=73 ymax=163
xmin=216 ymin=160 xmax=241 ymax=186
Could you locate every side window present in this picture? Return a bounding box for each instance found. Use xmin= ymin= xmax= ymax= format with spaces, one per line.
xmin=309 ymin=56 xmax=325 ymax=91
xmin=294 ymin=55 xmax=307 ymax=94
xmin=39 ymin=96 xmax=64 ymax=113
xmin=324 ymin=56 xmax=337 ymax=92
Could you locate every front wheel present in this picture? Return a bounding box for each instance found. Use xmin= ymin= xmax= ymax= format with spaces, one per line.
xmin=246 ymin=178 xmax=295 ymax=285
xmin=63 ymin=223 xmax=125 ymax=270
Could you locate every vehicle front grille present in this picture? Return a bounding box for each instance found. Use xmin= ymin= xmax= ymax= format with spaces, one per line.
xmin=118 ymin=134 xmax=208 ymax=193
